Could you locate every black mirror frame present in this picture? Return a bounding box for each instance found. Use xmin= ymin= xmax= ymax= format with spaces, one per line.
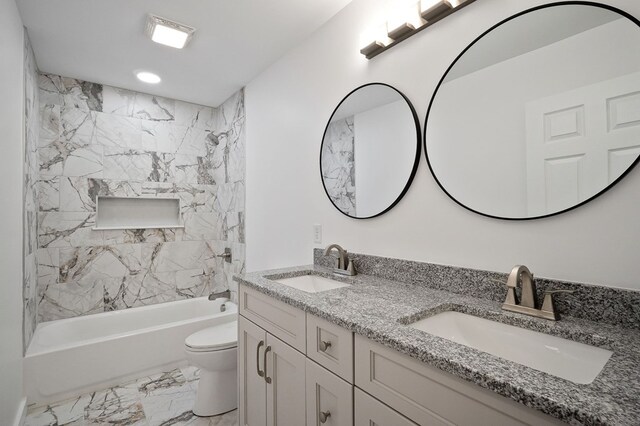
xmin=320 ymin=82 xmax=422 ymax=219
xmin=423 ymin=1 xmax=640 ymax=221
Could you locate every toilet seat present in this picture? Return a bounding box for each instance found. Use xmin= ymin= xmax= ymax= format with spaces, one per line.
xmin=185 ymin=321 xmax=237 ymax=352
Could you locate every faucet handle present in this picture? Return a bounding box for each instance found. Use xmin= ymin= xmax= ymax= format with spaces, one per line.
xmin=540 ymin=289 xmax=575 ymax=320
xmin=346 ymin=259 xmax=356 ymax=276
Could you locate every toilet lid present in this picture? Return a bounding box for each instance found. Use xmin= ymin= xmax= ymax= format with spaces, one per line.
xmin=185 ymin=321 xmax=237 ymax=351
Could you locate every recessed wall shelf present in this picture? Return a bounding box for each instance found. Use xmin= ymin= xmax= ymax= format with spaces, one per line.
xmin=94 ymin=196 xmax=183 ymax=230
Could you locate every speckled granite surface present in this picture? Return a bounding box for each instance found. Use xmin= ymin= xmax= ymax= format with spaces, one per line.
xmin=314 ymin=249 xmax=640 ymax=330
xmin=235 ymin=264 xmax=640 ymax=426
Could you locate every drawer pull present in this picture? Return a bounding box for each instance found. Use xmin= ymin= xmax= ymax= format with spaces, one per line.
xmin=319 ymin=410 xmax=331 ymax=423
xmin=256 ymin=340 xmax=265 ymax=378
xmin=264 ymin=345 xmax=272 ymax=384
xmin=319 ymin=340 xmax=332 ymax=352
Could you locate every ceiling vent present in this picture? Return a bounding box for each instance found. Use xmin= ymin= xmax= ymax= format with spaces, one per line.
xmin=146 ymin=14 xmax=196 ymax=49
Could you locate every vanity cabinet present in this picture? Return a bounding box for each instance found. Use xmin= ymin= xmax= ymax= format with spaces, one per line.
xmin=240 ymin=286 xmax=355 ymax=426
xmin=354 ymin=388 xmax=417 ymax=426
xmin=239 ymin=284 xmax=564 ymax=426
xmin=354 ymin=335 xmax=565 ymax=426
xmin=239 ymin=284 xmax=306 ymax=352
xmin=239 ymin=316 xmax=306 ymax=426
xmin=306 ymin=358 xmax=353 ymax=426
xmin=306 ymin=314 xmax=353 ymax=383
xmin=239 ymin=316 xmax=267 ymax=426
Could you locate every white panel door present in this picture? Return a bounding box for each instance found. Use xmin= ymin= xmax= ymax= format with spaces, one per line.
xmin=239 ymin=316 xmax=267 ymax=426
xmin=525 ymin=71 xmax=640 ymax=216
xmin=266 ymin=333 xmax=306 ymax=426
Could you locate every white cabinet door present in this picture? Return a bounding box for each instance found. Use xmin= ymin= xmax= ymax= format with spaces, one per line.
xmin=306 ymin=359 xmax=353 ymax=426
xmin=266 ymin=333 xmax=307 ymax=426
xmin=239 ymin=316 xmax=267 ymax=426
xmin=525 ymin=71 xmax=640 ymax=215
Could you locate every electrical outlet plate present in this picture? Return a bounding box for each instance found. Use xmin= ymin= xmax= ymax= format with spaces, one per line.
xmin=313 ymin=224 xmax=322 ymax=244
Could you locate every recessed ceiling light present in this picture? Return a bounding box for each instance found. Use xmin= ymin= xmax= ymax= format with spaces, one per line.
xmin=146 ymin=14 xmax=196 ymax=49
xmin=136 ymin=71 xmax=161 ymax=84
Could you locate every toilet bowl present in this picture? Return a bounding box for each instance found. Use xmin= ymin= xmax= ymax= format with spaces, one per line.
xmin=184 ymin=320 xmax=238 ymax=416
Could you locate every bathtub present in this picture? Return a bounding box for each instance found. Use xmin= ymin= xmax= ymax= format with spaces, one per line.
xmin=24 ymin=297 xmax=237 ymax=405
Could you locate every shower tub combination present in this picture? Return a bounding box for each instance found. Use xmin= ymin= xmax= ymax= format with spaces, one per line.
xmin=25 ymin=297 xmax=237 ymax=405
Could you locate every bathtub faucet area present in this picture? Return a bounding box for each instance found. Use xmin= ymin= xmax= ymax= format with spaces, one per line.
xmin=209 ymin=290 xmax=232 ymax=301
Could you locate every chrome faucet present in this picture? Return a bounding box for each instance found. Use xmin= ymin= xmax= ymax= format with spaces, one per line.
xmin=501 ymin=265 xmax=574 ymax=321
xmin=323 ymin=244 xmax=357 ymax=276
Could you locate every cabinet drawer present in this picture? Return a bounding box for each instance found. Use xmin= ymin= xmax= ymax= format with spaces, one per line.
xmin=306 ymin=314 xmax=354 ymax=383
xmin=355 ymin=335 xmax=564 ymax=426
xmin=354 ymin=388 xmax=417 ymax=426
xmin=306 ymin=359 xmax=353 ymax=426
xmin=239 ymin=284 xmax=306 ymax=352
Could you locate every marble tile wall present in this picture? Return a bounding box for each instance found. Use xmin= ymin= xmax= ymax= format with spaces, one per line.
xmin=321 ymin=117 xmax=356 ymax=215
xmin=23 ymin=29 xmax=40 ymax=349
xmin=37 ymin=74 xmax=245 ymax=322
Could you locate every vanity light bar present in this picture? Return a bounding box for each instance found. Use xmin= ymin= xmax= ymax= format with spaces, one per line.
xmin=360 ymin=0 xmax=477 ymax=60
xmin=361 ymin=41 xmax=387 ymax=58
xmin=388 ymin=22 xmax=417 ymax=40
xmin=421 ymin=0 xmax=454 ymax=21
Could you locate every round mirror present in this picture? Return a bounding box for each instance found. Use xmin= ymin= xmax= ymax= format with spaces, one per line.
xmin=320 ymin=83 xmax=420 ymax=218
xmin=424 ymin=2 xmax=640 ymax=220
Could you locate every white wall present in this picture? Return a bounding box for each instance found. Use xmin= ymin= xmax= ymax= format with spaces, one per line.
xmin=354 ymin=99 xmax=416 ymax=217
xmin=245 ymin=0 xmax=640 ymax=290
xmin=0 ymin=0 xmax=27 ymax=423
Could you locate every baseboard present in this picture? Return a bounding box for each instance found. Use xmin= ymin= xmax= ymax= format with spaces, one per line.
xmin=13 ymin=397 xmax=27 ymax=426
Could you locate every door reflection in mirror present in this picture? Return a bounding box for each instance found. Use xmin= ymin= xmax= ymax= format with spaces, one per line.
xmin=425 ymin=3 xmax=640 ymax=219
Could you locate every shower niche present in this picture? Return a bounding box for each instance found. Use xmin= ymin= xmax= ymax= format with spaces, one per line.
xmin=94 ymin=196 xmax=183 ymax=230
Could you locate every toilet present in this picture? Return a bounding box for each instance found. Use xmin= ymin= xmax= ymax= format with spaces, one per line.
xmin=184 ymin=320 xmax=238 ymax=416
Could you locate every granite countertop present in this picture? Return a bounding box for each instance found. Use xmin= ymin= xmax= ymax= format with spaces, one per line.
xmin=234 ymin=265 xmax=640 ymax=426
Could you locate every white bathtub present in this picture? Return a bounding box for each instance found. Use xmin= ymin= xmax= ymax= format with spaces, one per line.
xmin=25 ymin=297 xmax=237 ymax=405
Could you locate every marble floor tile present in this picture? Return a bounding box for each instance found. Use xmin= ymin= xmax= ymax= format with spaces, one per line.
xmin=84 ymin=385 xmax=146 ymax=425
xmin=139 ymin=381 xmax=197 ymax=426
xmin=25 ymin=367 xmax=237 ymax=426
xmin=25 ymin=395 xmax=91 ymax=426
xmin=178 ymin=410 xmax=237 ymax=426
xmin=179 ymin=366 xmax=200 ymax=383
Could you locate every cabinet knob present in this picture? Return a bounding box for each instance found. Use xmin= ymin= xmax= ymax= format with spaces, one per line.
xmin=319 ymin=410 xmax=331 ymax=423
xmin=319 ymin=340 xmax=332 ymax=352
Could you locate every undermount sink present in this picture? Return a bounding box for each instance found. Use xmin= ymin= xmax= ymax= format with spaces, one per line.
xmin=273 ymin=274 xmax=351 ymax=293
xmin=408 ymin=311 xmax=612 ymax=384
